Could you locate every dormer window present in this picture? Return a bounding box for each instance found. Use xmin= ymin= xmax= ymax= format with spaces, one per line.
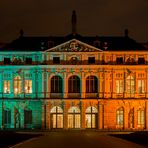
xmin=88 ymin=57 xmax=95 ymax=64
xmin=53 ymin=57 xmax=60 ymax=64
xmin=138 ymin=57 xmax=145 ymax=64
xmin=26 ymin=58 xmax=32 ymax=64
xmin=70 ymin=57 xmax=78 ymax=64
xmin=116 ymin=57 xmax=123 ymax=64
xmin=4 ymin=58 xmax=10 ymax=64
xmin=48 ymin=41 xmax=54 ymax=48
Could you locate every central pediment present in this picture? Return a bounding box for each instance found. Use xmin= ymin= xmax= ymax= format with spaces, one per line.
xmin=45 ymin=39 xmax=102 ymax=52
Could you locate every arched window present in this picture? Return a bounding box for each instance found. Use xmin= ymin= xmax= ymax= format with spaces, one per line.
xmin=50 ymin=106 xmax=63 ymax=128
xmin=85 ymin=106 xmax=98 ymax=128
xmin=51 ymin=76 xmax=63 ymax=93
xmin=137 ymin=108 xmax=145 ymax=128
xmin=86 ymin=76 xmax=98 ymax=93
xmin=14 ymin=76 xmax=22 ymax=95
xmin=116 ymin=107 xmax=124 ymax=128
xmin=68 ymin=106 xmax=81 ymax=128
xmin=126 ymin=75 xmax=135 ymax=94
xmin=68 ymin=76 xmax=80 ymax=93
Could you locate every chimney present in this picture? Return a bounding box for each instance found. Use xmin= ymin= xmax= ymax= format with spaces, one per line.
xmin=72 ymin=10 xmax=77 ymax=35
xmin=124 ymin=29 xmax=129 ymax=37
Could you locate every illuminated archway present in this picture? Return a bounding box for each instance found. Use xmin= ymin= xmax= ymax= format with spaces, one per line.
xmin=85 ymin=106 xmax=98 ymax=128
xmin=116 ymin=107 xmax=124 ymax=128
xmin=50 ymin=106 xmax=63 ymax=128
xmin=68 ymin=106 xmax=81 ymax=128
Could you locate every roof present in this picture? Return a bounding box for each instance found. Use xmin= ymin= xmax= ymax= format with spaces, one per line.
xmin=2 ymin=33 xmax=146 ymax=52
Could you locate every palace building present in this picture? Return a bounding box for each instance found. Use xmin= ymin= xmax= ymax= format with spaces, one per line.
xmin=0 ymin=11 xmax=148 ymax=130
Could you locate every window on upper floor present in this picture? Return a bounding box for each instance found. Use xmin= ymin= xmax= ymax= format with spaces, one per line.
xmin=126 ymin=75 xmax=135 ymax=94
xmin=138 ymin=80 xmax=145 ymax=94
xmin=88 ymin=57 xmax=95 ymax=64
xmin=3 ymin=80 xmax=10 ymax=94
xmin=138 ymin=57 xmax=145 ymax=64
xmin=116 ymin=57 xmax=123 ymax=64
xmin=116 ymin=80 xmax=123 ymax=94
xmin=25 ymin=80 xmax=32 ymax=94
xmin=14 ymin=76 xmax=22 ymax=95
xmin=4 ymin=58 xmax=11 ymax=64
xmin=53 ymin=57 xmax=60 ymax=64
xmin=26 ymin=58 xmax=32 ymax=64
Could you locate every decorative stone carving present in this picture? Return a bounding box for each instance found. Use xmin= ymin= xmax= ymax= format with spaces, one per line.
xmin=46 ymin=39 xmax=102 ymax=52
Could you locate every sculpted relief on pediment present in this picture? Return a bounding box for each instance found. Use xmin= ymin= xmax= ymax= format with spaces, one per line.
xmin=46 ymin=39 xmax=102 ymax=52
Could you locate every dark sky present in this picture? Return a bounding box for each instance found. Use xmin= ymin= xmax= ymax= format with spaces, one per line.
xmin=0 ymin=0 xmax=148 ymax=43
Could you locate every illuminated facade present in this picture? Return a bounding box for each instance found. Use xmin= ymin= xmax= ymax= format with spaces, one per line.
xmin=0 ymin=11 xmax=148 ymax=130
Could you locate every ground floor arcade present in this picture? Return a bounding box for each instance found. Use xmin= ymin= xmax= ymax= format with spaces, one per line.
xmin=0 ymin=99 xmax=148 ymax=130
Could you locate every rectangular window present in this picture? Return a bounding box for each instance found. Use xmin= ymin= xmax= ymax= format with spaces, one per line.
xmin=53 ymin=57 xmax=60 ymax=64
xmin=88 ymin=57 xmax=95 ymax=64
xmin=138 ymin=110 xmax=145 ymax=128
xmin=116 ymin=80 xmax=123 ymax=93
xmin=138 ymin=80 xmax=145 ymax=94
xmin=4 ymin=58 xmax=11 ymax=64
xmin=4 ymin=110 xmax=11 ymax=125
xmin=26 ymin=58 xmax=32 ymax=64
xmin=3 ymin=80 xmax=10 ymax=93
xmin=25 ymin=80 xmax=32 ymax=94
xmin=24 ymin=110 xmax=32 ymax=124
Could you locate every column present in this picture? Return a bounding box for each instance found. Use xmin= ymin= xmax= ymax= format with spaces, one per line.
xmin=98 ymin=102 xmax=103 ymax=129
xmin=81 ymin=72 xmax=85 ymax=98
xmin=64 ymin=73 xmax=68 ymax=98
xmin=134 ymin=107 xmax=138 ymax=129
xmin=145 ymin=101 xmax=148 ymax=129
xmin=41 ymin=102 xmax=46 ymax=129
xmin=99 ymin=72 xmax=104 ymax=98
xmin=124 ymin=105 xmax=128 ymax=129
xmin=146 ymin=70 xmax=148 ymax=98
xmin=46 ymin=103 xmax=50 ymax=129
xmin=63 ymin=101 xmax=68 ymax=129
xmin=11 ymin=107 xmax=14 ymax=128
xmin=81 ymin=101 xmax=85 ymax=129
xmin=0 ymin=100 xmax=3 ymax=128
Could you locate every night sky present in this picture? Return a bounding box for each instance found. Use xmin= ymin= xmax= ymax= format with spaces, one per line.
xmin=0 ymin=0 xmax=148 ymax=43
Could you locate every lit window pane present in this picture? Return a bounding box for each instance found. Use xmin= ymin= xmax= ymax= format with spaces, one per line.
xmin=4 ymin=80 xmax=10 ymax=93
xmin=116 ymin=80 xmax=123 ymax=93
xmin=14 ymin=76 xmax=21 ymax=94
xmin=25 ymin=80 xmax=32 ymax=94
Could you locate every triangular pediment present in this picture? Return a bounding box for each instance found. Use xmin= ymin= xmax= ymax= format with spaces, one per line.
xmin=44 ymin=39 xmax=103 ymax=52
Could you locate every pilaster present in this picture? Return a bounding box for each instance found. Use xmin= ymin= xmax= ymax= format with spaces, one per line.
xmin=81 ymin=72 xmax=85 ymax=98
xmin=98 ymin=101 xmax=103 ymax=129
